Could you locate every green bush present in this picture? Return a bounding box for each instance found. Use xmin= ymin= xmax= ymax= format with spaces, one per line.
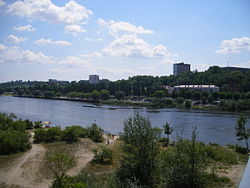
xmin=34 ymin=128 xmax=47 ymax=143
xmin=34 ymin=127 xmax=62 ymax=143
xmin=87 ymin=123 xmax=103 ymax=142
xmin=61 ymin=127 xmax=79 ymax=144
xmin=92 ymin=145 xmax=113 ymax=164
xmin=0 ymin=130 xmax=31 ymax=155
xmin=67 ymin=126 xmax=88 ymax=138
xmin=185 ymin=100 xmax=191 ymax=108
xmin=235 ymin=145 xmax=248 ymax=155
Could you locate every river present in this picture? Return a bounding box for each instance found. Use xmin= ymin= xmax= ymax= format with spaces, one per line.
xmin=0 ymin=96 xmax=249 ymax=145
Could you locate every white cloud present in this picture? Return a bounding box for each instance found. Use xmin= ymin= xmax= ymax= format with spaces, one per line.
xmin=59 ymin=56 xmax=92 ymax=67
xmin=0 ymin=0 xmax=6 ymax=7
xmin=215 ymin=37 xmax=250 ymax=54
xmin=102 ymin=34 xmax=174 ymax=58
xmin=0 ymin=45 xmax=52 ymax=64
xmin=80 ymin=51 xmax=102 ymax=58
xmin=50 ymin=68 xmax=69 ymax=73
xmin=34 ymin=38 xmax=71 ymax=46
xmin=14 ymin=24 xmax=36 ymax=32
xmin=0 ymin=44 xmax=7 ymax=50
xmin=64 ymin=25 xmax=85 ymax=35
xmin=7 ymin=0 xmax=93 ymax=25
xmin=6 ymin=34 xmax=27 ymax=43
xmin=98 ymin=19 xmax=154 ymax=37
xmin=85 ymin=38 xmax=103 ymax=42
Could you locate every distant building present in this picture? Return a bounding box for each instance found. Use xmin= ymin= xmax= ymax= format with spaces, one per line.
xmin=173 ymin=62 xmax=190 ymax=76
xmin=89 ymin=75 xmax=100 ymax=84
xmin=174 ymin=85 xmax=220 ymax=93
xmin=48 ymin=79 xmax=57 ymax=83
xmin=162 ymin=85 xmax=174 ymax=95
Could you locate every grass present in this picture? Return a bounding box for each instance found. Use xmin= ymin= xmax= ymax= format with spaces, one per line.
xmin=85 ymin=139 xmax=124 ymax=174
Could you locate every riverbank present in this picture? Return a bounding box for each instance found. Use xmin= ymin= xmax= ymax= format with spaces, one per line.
xmin=7 ymin=94 xmax=250 ymax=114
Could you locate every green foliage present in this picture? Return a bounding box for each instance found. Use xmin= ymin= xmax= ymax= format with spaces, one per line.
xmin=47 ymin=153 xmax=76 ymax=187
xmin=34 ymin=127 xmax=62 ymax=143
xmin=185 ymin=100 xmax=191 ymax=108
xmin=160 ymin=129 xmax=208 ymax=188
xmin=116 ymin=113 xmax=160 ymax=187
xmin=235 ymin=115 xmax=250 ymax=151
xmin=235 ymin=144 xmax=248 ymax=155
xmin=115 ymin=91 xmax=125 ymax=100
xmin=92 ymin=145 xmax=113 ymax=164
xmin=162 ymin=122 xmax=174 ymax=147
xmin=0 ymin=130 xmax=31 ymax=155
xmin=204 ymin=144 xmax=238 ymax=164
xmin=154 ymin=90 xmax=165 ymax=98
xmin=51 ymin=170 xmax=101 ymax=188
xmin=100 ymin=89 xmax=110 ymax=100
xmin=0 ymin=113 xmax=31 ymax=155
xmin=176 ymin=97 xmax=184 ymax=104
xmin=61 ymin=127 xmax=79 ymax=144
xmin=87 ymin=123 xmax=103 ymax=142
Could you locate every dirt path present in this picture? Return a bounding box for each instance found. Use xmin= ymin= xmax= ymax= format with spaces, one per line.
xmin=1 ymin=143 xmax=50 ymax=188
xmin=67 ymin=139 xmax=95 ymax=176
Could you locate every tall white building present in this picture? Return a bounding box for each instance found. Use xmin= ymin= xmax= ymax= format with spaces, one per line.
xmin=89 ymin=75 xmax=100 ymax=84
xmin=173 ymin=62 xmax=190 ymax=76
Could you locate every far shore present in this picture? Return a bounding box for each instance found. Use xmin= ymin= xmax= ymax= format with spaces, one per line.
xmin=1 ymin=94 xmax=250 ymax=115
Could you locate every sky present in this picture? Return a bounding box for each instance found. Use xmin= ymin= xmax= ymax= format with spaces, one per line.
xmin=0 ymin=0 xmax=249 ymax=82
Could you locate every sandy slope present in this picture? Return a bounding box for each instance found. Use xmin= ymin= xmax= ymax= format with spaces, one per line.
xmin=1 ymin=143 xmax=50 ymax=188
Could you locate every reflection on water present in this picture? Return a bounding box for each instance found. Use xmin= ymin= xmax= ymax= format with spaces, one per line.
xmin=0 ymin=96 xmax=249 ymax=146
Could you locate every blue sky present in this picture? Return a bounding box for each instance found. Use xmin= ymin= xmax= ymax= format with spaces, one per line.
xmin=0 ymin=0 xmax=249 ymax=82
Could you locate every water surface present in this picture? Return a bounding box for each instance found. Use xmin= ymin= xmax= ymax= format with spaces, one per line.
xmin=0 ymin=96 xmax=249 ymax=145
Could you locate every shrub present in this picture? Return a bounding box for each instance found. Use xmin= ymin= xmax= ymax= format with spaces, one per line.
xmin=34 ymin=128 xmax=47 ymax=143
xmin=0 ymin=130 xmax=31 ymax=155
xmin=185 ymin=100 xmax=191 ymax=108
xmin=45 ymin=127 xmax=62 ymax=142
xmin=235 ymin=145 xmax=248 ymax=155
xmin=61 ymin=127 xmax=79 ymax=144
xmin=87 ymin=123 xmax=103 ymax=142
xmin=92 ymin=145 xmax=113 ymax=164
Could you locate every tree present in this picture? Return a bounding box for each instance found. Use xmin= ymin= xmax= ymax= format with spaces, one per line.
xmin=154 ymin=90 xmax=165 ymax=98
xmin=47 ymin=153 xmax=76 ymax=188
xmin=185 ymin=100 xmax=191 ymax=108
xmin=116 ymin=113 xmax=160 ymax=187
xmin=163 ymin=122 xmax=174 ymax=147
xmin=87 ymin=123 xmax=103 ymax=142
xmin=61 ymin=127 xmax=79 ymax=144
xmin=161 ymin=128 xmax=207 ymax=188
xmin=235 ymin=115 xmax=250 ymax=151
xmin=115 ymin=91 xmax=125 ymax=100
xmin=100 ymin=89 xmax=110 ymax=100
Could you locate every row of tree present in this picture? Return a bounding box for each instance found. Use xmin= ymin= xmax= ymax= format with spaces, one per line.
xmin=1 ymin=66 xmax=250 ymax=98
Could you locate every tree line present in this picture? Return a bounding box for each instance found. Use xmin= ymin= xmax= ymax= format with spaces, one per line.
xmin=1 ymin=66 xmax=250 ymax=98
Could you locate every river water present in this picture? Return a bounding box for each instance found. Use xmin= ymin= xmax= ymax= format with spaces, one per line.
xmin=0 ymin=96 xmax=249 ymax=145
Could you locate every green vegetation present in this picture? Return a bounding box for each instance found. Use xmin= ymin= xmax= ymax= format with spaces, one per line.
xmin=0 ymin=113 xmax=31 ymax=155
xmin=161 ymin=129 xmax=208 ymax=188
xmin=92 ymin=145 xmax=113 ymax=164
xmin=34 ymin=123 xmax=103 ymax=144
xmin=162 ymin=122 xmax=174 ymax=147
xmin=115 ymin=113 xmax=160 ymax=187
xmin=1 ymin=66 xmax=250 ymax=111
xmin=235 ymin=115 xmax=250 ymax=151
xmin=46 ymin=153 xmax=76 ymax=188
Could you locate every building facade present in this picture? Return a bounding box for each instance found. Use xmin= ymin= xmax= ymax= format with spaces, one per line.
xmin=174 ymin=85 xmax=220 ymax=93
xmin=173 ymin=62 xmax=190 ymax=76
xmin=89 ymin=75 xmax=100 ymax=84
